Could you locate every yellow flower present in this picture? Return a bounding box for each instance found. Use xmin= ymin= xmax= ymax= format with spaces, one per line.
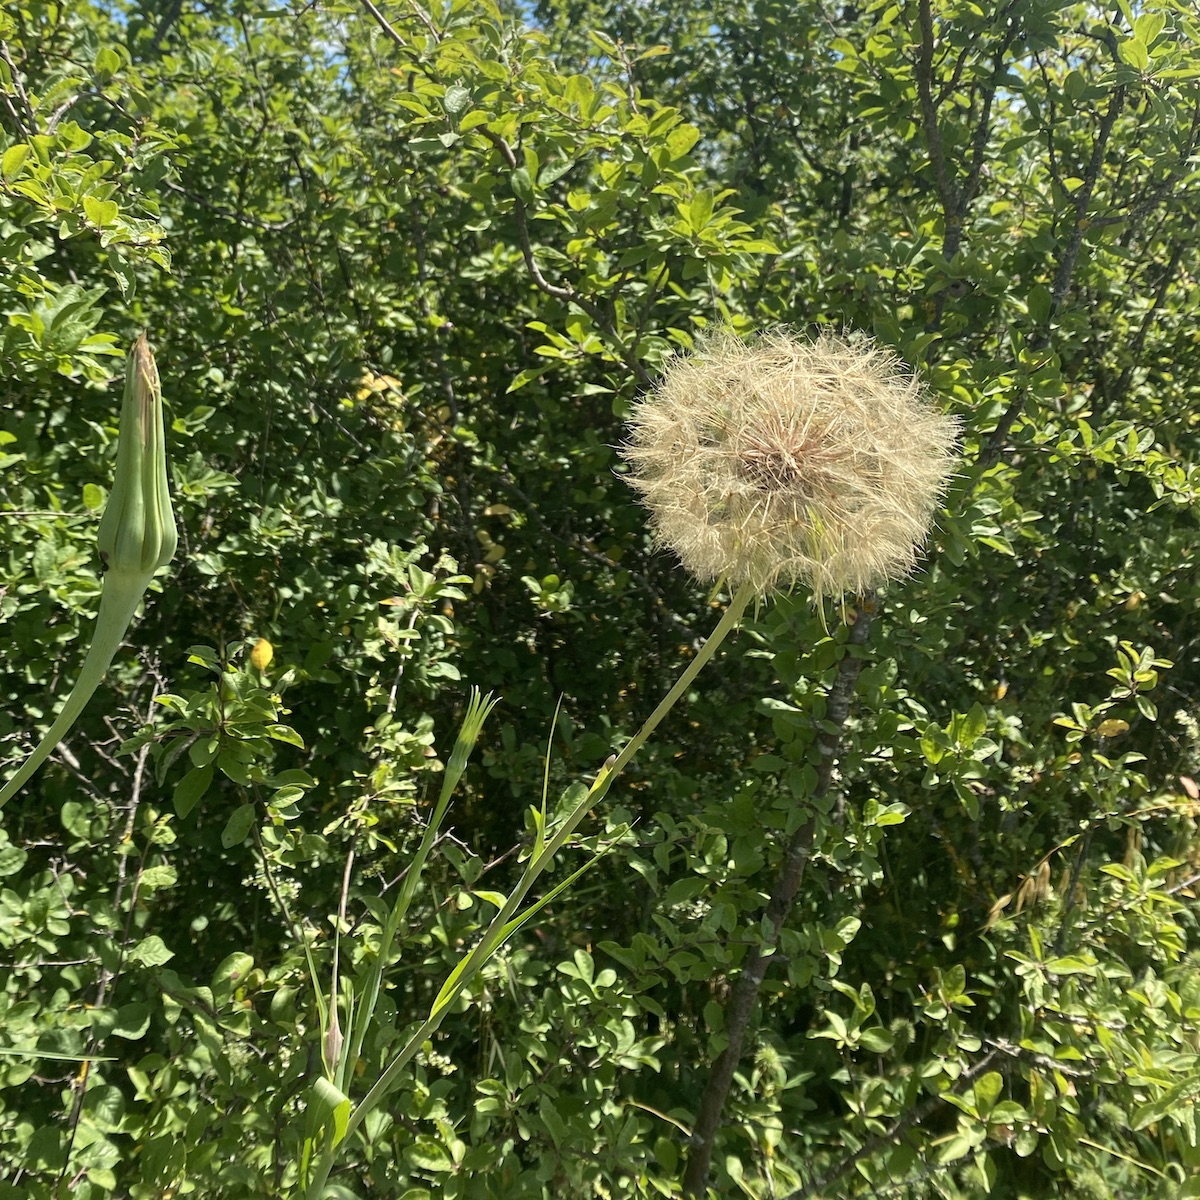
xmin=622 ymin=329 xmax=959 ymax=601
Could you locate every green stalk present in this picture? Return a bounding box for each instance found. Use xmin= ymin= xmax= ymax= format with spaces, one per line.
xmin=583 ymin=578 xmax=756 ymax=799
xmin=302 ymin=578 xmax=755 ymax=1198
xmin=0 ymin=579 xmax=145 ymax=807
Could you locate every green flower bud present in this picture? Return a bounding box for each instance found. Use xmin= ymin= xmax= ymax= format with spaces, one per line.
xmin=96 ymin=333 xmax=178 ymax=578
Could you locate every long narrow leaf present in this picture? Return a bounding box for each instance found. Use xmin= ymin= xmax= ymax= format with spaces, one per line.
xmin=342 ymin=690 xmax=497 ymax=1101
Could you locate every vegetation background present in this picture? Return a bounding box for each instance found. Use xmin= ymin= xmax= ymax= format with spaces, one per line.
xmin=0 ymin=0 xmax=1198 ymax=1196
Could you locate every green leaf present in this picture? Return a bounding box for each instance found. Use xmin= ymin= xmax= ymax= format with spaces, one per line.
xmin=407 ymin=1137 xmax=453 ymax=1172
xmin=1 ymin=144 xmax=29 ymax=181
xmin=858 ymin=1026 xmax=894 ymax=1053
xmin=686 ymin=189 xmax=714 ymax=231
xmin=1133 ymin=12 xmax=1165 ymax=45
xmin=974 ymin=1071 xmax=1004 ymax=1116
xmin=510 ymin=167 xmax=534 ymax=201
xmin=507 ymin=366 xmax=549 ymax=393
xmin=94 ymin=46 xmax=121 ymax=78
xmin=83 ymin=196 xmax=119 ymax=227
xmin=139 ymin=865 xmax=177 ymax=891
xmin=82 ymin=1084 xmax=125 ymax=1132
xmin=173 ymin=763 xmax=213 ymax=819
xmin=0 ymin=844 xmax=27 ymax=876
xmin=213 ymin=951 xmax=254 ymax=992
xmin=111 ymin=1002 xmax=151 ymax=1039
xmin=1118 ymin=37 xmax=1149 ymax=71
xmin=666 ymin=124 xmax=700 ymax=159
xmin=1027 ymin=284 xmax=1052 ymax=325
xmin=221 ymin=803 xmax=256 ymax=848
xmin=128 ymin=935 xmax=174 ymax=968
xmin=959 ymin=703 xmax=987 ymax=748
xmin=1044 ymin=954 xmax=1098 ymax=976
xmin=442 ymin=84 xmax=471 ymax=116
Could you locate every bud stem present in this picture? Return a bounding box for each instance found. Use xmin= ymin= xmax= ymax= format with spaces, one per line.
xmin=0 ymin=576 xmax=146 ymax=808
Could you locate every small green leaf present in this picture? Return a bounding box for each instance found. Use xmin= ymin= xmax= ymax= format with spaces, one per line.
xmin=858 ymin=1026 xmax=894 ymax=1053
xmin=974 ymin=1071 xmax=1004 ymax=1116
xmin=82 ymin=1084 xmax=125 ymax=1132
xmin=173 ymin=763 xmax=212 ymax=819
xmin=407 ymin=1136 xmax=453 ymax=1172
xmin=510 ymin=167 xmax=533 ymax=201
xmin=959 ymin=703 xmax=987 ymax=748
xmin=686 ymin=189 xmax=714 ymax=231
xmin=111 ymin=1002 xmax=151 ymax=1040
xmin=1118 ymin=37 xmax=1149 ymax=71
xmin=139 ymin=865 xmax=177 ymax=891
xmin=1 ymin=144 xmax=30 ymax=181
xmin=507 ymin=366 xmax=548 ymax=393
xmin=665 ymin=124 xmax=700 ymax=159
xmin=83 ymin=196 xmax=119 ymax=227
xmin=1133 ymin=12 xmax=1165 ymax=45
xmin=1027 ymin=284 xmax=1052 ymax=324
xmin=442 ymin=84 xmax=470 ymax=116
xmin=213 ymin=951 xmax=254 ymax=991
xmin=1044 ymin=954 xmax=1097 ymax=976
xmin=0 ymin=845 xmax=25 ymax=876
xmin=94 ymin=46 xmax=121 ymax=79
xmin=128 ymin=935 xmax=174 ymax=968
xmin=221 ymin=803 xmax=256 ymax=849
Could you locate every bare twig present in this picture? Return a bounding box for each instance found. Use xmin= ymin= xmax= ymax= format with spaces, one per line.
xmin=408 ymin=197 xmax=459 ymax=421
xmin=915 ymin=0 xmax=955 ymax=217
xmin=0 ymin=41 xmax=37 ymax=136
xmin=1167 ymin=870 xmax=1200 ymax=897
xmin=984 ymin=1034 xmax=1094 ymax=1079
xmin=1095 ymin=240 xmax=1186 ymax=416
xmin=782 ymin=1048 xmax=1001 ymax=1200
xmin=359 ymin=0 xmax=437 ymax=47
xmin=150 ymin=0 xmax=184 ymax=52
xmin=163 ymin=178 xmax=299 ymax=233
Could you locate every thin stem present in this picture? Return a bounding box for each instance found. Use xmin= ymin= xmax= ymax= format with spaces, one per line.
xmin=600 ymin=579 xmax=756 ymax=785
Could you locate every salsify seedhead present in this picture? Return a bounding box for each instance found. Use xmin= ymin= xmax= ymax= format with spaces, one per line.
xmin=622 ymin=329 xmax=960 ymax=600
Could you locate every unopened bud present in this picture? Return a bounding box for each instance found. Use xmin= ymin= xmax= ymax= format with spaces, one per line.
xmin=250 ymin=638 xmax=274 ymax=672
xmin=96 ymin=334 xmax=177 ymax=578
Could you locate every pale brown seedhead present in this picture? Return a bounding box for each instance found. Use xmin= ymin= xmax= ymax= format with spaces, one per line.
xmin=622 ymin=328 xmax=960 ymax=601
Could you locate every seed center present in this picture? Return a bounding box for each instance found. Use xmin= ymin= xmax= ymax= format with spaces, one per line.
xmin=735 ymin=420 xmax=840 ymax=500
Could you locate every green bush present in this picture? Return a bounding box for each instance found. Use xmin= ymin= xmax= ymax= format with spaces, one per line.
xmin=1 ymin=0 xmax=1198 ymax=1196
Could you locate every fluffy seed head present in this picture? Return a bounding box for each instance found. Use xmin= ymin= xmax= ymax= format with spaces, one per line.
xmin=622 ymin=329 xmax=959 ymax=600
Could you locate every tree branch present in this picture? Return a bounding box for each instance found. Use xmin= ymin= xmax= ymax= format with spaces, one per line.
xmin=682 ymin=596 xmax=876 ymax=1196
xmin=0 ymin=41 xmax=38 ymax=137
xmin=978 ymin=84 xmax=1126 ymax=469
xmin=915 ymin=0 xmax=956 ymax=217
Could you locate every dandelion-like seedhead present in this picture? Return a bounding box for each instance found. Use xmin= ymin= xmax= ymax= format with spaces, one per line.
xmin=622 ymin=329 xmax=960 ymax=600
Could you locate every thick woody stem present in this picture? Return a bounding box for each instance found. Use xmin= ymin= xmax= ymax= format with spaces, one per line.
xmin=683 ymin=595 xmax=875 ymax=1196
